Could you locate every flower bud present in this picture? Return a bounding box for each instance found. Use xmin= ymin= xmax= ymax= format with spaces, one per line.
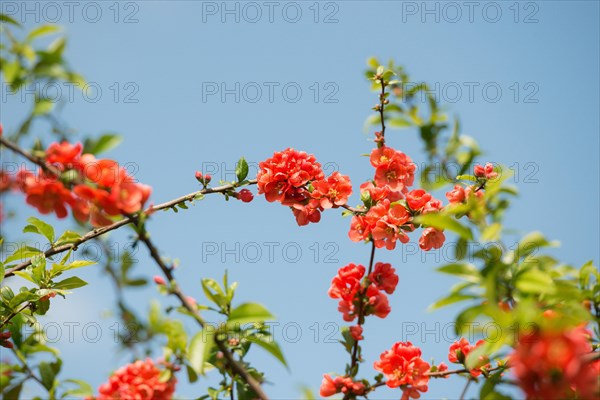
xmin=237 ymin=189 xmax=254 ymax=203
xmin=153 ymin=275 xmax=166 ymax=285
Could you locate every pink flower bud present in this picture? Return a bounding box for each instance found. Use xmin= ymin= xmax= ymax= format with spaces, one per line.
xmin=195 ymin=171 xmax=203 ymax=181
xmin=474 ymin=164 xmax=485 ymax=177
xmin=153 ymin=275 xmax=166 ymax=285
xmin=204 ymin=174 xmax=212 ymax=184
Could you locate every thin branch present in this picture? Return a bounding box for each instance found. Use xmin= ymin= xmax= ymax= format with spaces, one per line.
xmin=0 ymin=303 xmax=32 ymax=330
xmin=346 ymin=242 xmax=376 ymax=387
xmin=10 ymin=347 xmax=46 ymax=389
xmin=3 ymin=179 xmax=257 ymax=278
xmin=0 ymin=136 xmax=61 ymax=177
xmin=134 ymin=224 xmax=269 ymax=400
xmin=459 ymin=377 xmax=473 ymax=400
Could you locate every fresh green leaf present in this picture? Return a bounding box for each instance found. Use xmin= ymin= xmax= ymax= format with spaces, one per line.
xmin=83 ymin=133 xmax=123 ymax=155
xmin=236 ymin=157 xmax=249 ymax=182
xmin=24 ymin=217 xmax=55 ymax=243
xmin=55 ymin=230 xmax=81 ymax=245
xmin=227 ymin=303 xmax=275 ymax=327
xmin=26 ymin=25 xmax=61 ymax=42
xmin=515 ymin=269 xmax=556 ymax=294
xmin=52 ymin=276 xmax=87 ymax=290
xmin=415 ymin=213 xmax=473 ymax=240
xmin=188 ymin=329 xmax=215 ymax=375
xmin=246 ymin=335 xmax=287 ymax=368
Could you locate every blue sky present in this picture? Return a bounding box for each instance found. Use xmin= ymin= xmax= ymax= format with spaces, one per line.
xmin=1 ymin=1 xmax=599 ymax=399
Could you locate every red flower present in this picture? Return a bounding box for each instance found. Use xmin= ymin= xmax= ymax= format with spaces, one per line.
xmin=319 ymin=375 xmax=338 ymax=397
xmin=510 ymin=326 xmax=599 ymax=400
xmin=82 ymin=157 xmax=124 ymax=187
xmin=368 ymin=199 xmax=411 ymax=250
xmin=448 ymin=338 xmax=489 ymax=377
xmin=360 ymin=181 xmax=402 ymax=203
xmin=291 ymin=203 xmax=321 ymax=226
xmin=374 ymin=342 xmax=430 ymax=398
xmin=406 ymin=189 xmax=431 ymax=211
xmin=257 ymin=148 xmax=324 ymax=204
xmin=350 ymin=325 xmax=364 ymax=341
xmin=319 ymin=375 xmax=366 ymax=397
xmin=368 ymin=262 xmax=398 ymax=294
xmin=45 ymin=141 xmax=82 ymax=168
xmin=95 ymin=359 xmax=176 ymax=400
xmin=348 ymin=215 xmax=371 ymax=242
xmin=329 ymin=263 xmax=366 ymax=322
xmin=370 ymin=146 xmax=416 ymax=192
xmin=419 ymin=227 xmax=445 ymax=251
xmin=311 ymin=172 xmax=352 ymax=209
xmin=328 ymin=263 xmax=365 ymax=301
xmin=23 ymin=178 xmax=72 ymax=218
xmin=365 ymin=284 xmax=390 ymax=319
xmin=421 ymin=198 xmax=443 ymax=214
xmin=446 ymin=185 xmax=466 ymax=204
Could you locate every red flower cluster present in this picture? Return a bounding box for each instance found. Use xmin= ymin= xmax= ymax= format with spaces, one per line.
xmin=447 ymin=338 xmax=490 ymax=377
xmin=257 ymin=148 xmax=351 ymax=226
xmin=510 ymin=326 xmax=600 ymax=400
xmin=328 ymin=262 xmax=397 ymax=322
xmin=474 ymin=162 xmax=498 ymax=179
xmin=14 ymin=141 xmax=151 ymax=226
xmin=349 ymin=146 xmax=446 ymax=251
xmin=373 ymin=341 xmax=431 ymax=400
xmin=446 ymin=162 xmax=497 ymax=206
xmin=93 ymin=359 xmax=176 ymax=400
xmin=319 ymin=374 xmax=366 ymax=397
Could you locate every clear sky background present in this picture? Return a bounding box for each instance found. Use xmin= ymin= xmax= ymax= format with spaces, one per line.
xmin=1 ymin=1 xmax=599 ymax=399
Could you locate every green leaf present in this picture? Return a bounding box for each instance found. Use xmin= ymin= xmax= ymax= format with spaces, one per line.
xmin=512 ymin=232 xmax=558 ymax=261
xmin=33 ymin=99 xmax=55 ymax=116
xmin=38 ymin=362 xmax=56 ymax=391
xmin=188 ymin=329 xmax=215 ymax=375
xmin=3 ymin=382 xmax=23 ymax=400
xmin=437 ymin=263 xmax=480 ymax=283
xmin=3 ymin=246 xmax=42 ymax=264
xmin=415 ymin=213 xmax=473 ymax=240
xmin=9 ymin=291 xmax=40 ymax=308
xmin=12 ymin=271 xmax=36 ymax=283
xmin=429 ymin=293 xmax=476 ymax=311
xmin=236 ymin=157 xmax=249 ymax=182
xmin=0 ymin=262 xmax=4 ymax=284
xmin=227 ymin=303 xmax=275 ymax=327
xmin=246 ymin=336 xmax=287 ymax=368
xmin=26 ymin=25 xmax=61 ymax=42
xmin=0 ymin=14 xmax=21 ymax=26
xmin=52 ymin=276 xmax=87 ymax=290
xmin=55 ymin=230 xmax=81 ymax=245
xmin=63 ymin=379 xmax=93 ymax=397
xmin=515 ymin=269 xmax=556 ymax=294
xmin=23 ymin=217 xmax=55 ymax=243
xmin=51 ymin=260 xmax=95 ymax=276
xmin=456 ymin=174 xmax=478 ymax=182
xmin=481 ymin=223 xmax=502 ymax=242
xmin=83 ymin=133 xmax=123 ymax=155
xmin=388 ymin=118 xmax=412 ymax=128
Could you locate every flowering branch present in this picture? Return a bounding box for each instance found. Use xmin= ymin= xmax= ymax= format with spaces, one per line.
xmin=3 ymin=171 xmax=256 ymax=278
